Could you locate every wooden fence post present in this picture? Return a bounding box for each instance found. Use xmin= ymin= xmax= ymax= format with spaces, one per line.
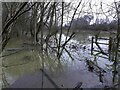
xmin=91 ymin=37 xmax=94 ymax=55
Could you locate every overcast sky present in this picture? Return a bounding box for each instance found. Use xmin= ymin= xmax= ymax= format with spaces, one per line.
xmin=1 ymin=0 xmax=119 ymax=24
xmin=63 ymin=0 xmax=120 ymax=25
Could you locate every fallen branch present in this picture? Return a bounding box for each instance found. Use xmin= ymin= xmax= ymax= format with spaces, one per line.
xmin=86 ymin=60 xmax=106 ymax=73
xmin=40 ymin=68 xmax=60 ymax=89
xmin=73 ymin=82 xmax=82 ymax=90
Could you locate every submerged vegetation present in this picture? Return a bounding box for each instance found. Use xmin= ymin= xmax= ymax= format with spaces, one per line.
xmin=0 ymin=0 xmax=120 ymax=89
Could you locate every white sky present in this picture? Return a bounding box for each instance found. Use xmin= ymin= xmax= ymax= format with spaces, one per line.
xmin=63 ymin=0 xmax=120 ymax=25
xmin=1 ymin=0 xmax=119 ymax=24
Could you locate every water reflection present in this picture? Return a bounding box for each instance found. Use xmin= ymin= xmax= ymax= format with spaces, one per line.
xmin=2 ymin=31 xmax=116 ymax=88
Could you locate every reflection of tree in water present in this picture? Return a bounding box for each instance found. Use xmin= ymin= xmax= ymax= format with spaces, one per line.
xmin=1 ymin=1 xmax=120 ymax=89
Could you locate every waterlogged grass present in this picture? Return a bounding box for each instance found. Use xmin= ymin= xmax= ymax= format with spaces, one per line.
xmin=2 ymin=37 xmax=65 ymax=85
xmin=3 ymin=50 xmax=40 ymax=76
xmin=5 ymin=38 xmax=23 ymax=49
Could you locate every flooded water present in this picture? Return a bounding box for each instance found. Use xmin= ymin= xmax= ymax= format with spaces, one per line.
xmin=1 ymin=31 xmax=116 ymax=88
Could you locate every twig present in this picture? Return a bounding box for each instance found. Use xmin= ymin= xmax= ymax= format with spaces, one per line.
xmin=57 ymin=32 xmax=75 ymax=59
xmin=64 ymin=47 xmax=74 ymax=61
